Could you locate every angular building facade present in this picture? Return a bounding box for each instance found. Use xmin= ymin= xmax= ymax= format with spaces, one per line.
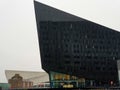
xmin=34 ymin=1 xmax=120 ymax=88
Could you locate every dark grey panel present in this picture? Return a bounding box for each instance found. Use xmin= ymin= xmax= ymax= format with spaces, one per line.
xmin=34 ymin=1 xmax=84 ymax=21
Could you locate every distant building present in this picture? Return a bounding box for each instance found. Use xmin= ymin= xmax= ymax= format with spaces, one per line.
xmin=34 ymin=1 xmax=120 ymax=88
xmin=8 ymin=74 xmax=23 ymax=88
xmin=8 ymin=74 xmax=33 ymax=89
xmin=5 ymin=70 xmax=49 ymax=89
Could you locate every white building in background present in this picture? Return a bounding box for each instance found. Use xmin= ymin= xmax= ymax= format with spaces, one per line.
xmin=5 ymin=70 xmax=49 ymax=86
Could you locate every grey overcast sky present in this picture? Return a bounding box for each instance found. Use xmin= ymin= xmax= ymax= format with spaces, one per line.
xmin=0 ymin=0 xmax=120 ymax=83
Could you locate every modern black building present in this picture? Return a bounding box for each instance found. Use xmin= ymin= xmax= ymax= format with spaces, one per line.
xmin=34 ymin=1 xmax=120 ymax=88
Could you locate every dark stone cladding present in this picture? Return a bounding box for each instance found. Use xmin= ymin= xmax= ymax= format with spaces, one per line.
xmin=34 ymin=1 xmax=120 ymax=83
